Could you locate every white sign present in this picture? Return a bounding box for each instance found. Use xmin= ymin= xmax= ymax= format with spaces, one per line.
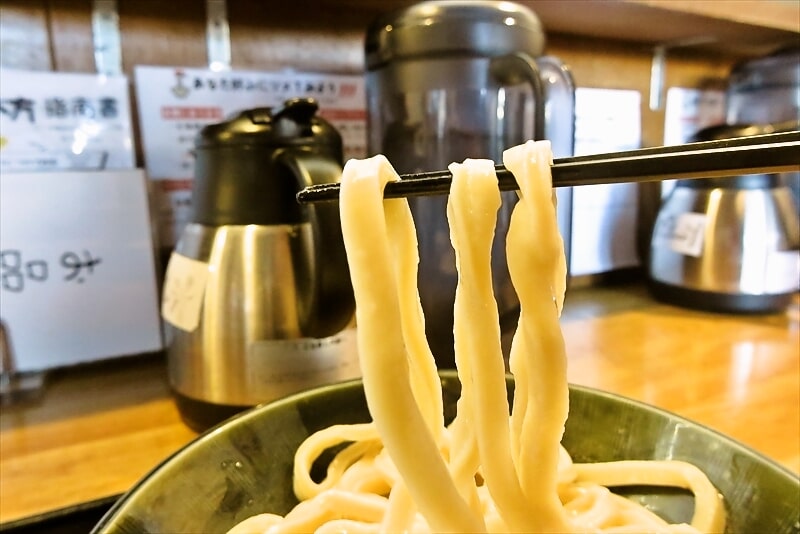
xmin=0 ymin=170 xmax=163 ymax=372
xmin=134 ymin=65 xmax=366 ymax=248
xmin=0 ymin=69 xmax=135 ymax=173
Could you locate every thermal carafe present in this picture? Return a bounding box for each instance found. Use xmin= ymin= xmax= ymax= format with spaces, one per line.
xmin=365 ymin=0 xmax=575 ymax=367
xmin=163 ymin=98 xmax=357 ymax=431
xmin=648 ymin=123 xmax=800 ymax=313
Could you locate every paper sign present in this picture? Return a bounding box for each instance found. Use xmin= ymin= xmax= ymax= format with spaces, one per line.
xmin=161 ymin=252 xmax=209 ymax=332
xmin=0 ymin=68 xmax=135 ymax=173
xmin=0 ymin=170 xmax=163 ymax=372
xmin=764 ymin=251 xmax=800 ymax=293
xmin=652 ymin=212 xmax=707 ymax=258
xmin=134 ymin=65 xmax=366 ymax=248
xmin=668 ymin=212 xmax=707 ymax=257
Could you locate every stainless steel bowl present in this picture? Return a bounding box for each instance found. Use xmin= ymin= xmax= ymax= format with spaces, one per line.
xmin=92 ymin=371 xmax=800 ymax=533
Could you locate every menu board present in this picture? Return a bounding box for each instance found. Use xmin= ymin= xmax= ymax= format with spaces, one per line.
xmin=0 ymin=170 xmax=163 ymax=372
xmin=134 ymin=66 xmax=367 ymax=248
xmin=0 ymin=68 xmax=135 ymax=173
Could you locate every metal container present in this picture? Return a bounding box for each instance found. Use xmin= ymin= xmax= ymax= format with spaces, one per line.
xmin=365 ymin=0 xmax=575 ymax=367
xmin=164 ymin=98 xmax=358 ymax=431
xmin=648 ymin=123 xmax=800 ymax=313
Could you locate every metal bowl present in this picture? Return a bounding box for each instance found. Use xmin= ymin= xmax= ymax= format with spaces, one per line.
xmin=93 ymin=372 xmax=800 ymax=533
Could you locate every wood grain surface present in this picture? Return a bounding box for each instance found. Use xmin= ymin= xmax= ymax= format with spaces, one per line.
xmin=1 ymin=283 xmax=797 ymax=524
xmin=562 ymin=285 xmax=800 ymax=476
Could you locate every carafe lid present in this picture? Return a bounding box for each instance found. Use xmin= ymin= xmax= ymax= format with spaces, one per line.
xmin=191 ymin=98 xmax=343 ymax=226
xmin=676 ymin=122 xmax=797 ymax=190
xmin=195 ymin=97 xmax=341 ymax=150
xmin=365 ymin=0 xmax=545 ymax=69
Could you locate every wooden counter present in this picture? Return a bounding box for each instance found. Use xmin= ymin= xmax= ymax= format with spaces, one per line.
xmin=1 ymin=283 xmax=798 ymax=525
xmin=561 ymin=284 xmax=800 ymax=475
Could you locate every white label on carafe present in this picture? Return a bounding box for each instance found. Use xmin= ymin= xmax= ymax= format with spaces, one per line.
xmin=161 ymin=252 xmax=208 ymax=332
xmin=249 ymin=328 xmax=361 ymax=400
xmin=765 ymin=250 xmax=800 ymax=293
xmin=654 ymin=212 xmax=707 ymax=258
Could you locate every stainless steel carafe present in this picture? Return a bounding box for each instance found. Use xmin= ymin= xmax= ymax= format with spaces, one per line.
xmin=365 ymin=0 xmax=575 ymax=367
xmin=648 ymin=123 xmax=800 ymax=313
xmin=163 ymin=98 xmax=357 ymax=431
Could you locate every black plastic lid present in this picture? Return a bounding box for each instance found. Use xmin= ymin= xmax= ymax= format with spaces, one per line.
xmin=676 ymin=121 xmax=798 ymax=190
xmin=195 ymin=97 xmax=341 ymax=150
xmin=191 ymin=98 xmax=344 ymax=226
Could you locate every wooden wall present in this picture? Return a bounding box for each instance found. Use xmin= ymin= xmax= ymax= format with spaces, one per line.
xmin=1 ymin=1 xmax=743 ymax=155
xmin=1 ymin=0 xmax=743 ymax=152
xmin=1 ymin=0 xmax=749 ymax=255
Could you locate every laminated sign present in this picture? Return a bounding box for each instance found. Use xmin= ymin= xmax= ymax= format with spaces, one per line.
xmin=0 ymin=68 xmax=135 ymax=173
xmin=134 ymin=66 xmax=367 ymax=248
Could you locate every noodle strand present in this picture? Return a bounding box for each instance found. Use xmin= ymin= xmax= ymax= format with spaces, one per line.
xmin=339 ymin=155 xmax=484 ymax=533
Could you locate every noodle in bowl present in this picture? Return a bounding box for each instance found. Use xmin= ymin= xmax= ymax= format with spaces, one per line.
xmin=92 ymin=372 xmax=799 ymax=534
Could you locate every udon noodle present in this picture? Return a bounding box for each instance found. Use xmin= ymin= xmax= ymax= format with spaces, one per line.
xmin=227 ymin=141 xmax=726 ymax=534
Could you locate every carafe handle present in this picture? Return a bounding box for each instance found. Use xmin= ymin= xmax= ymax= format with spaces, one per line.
xmin=274 ymin=149 xmax=355 ymax=338
xmin=489 ymin=53 xmax=576 ymax=157
xmin=489 ymin=52 xmax=546 ymax=140
xmin=537 ymin=56 xmax=576 ymax=159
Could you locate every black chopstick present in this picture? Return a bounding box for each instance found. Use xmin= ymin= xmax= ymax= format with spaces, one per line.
xmin=296 ymin=131 xmax=800 ymax=203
